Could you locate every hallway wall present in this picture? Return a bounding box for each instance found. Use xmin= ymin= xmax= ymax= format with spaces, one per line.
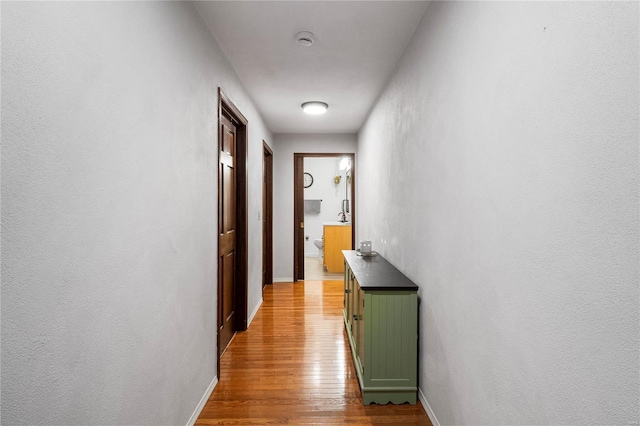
xmin=1 ymin=2 xmax=271 ymax=425
xmin=357 ymin=2 xmax=639 ymax=424
xmin=272 ymin=134 xmax=356 ymax=281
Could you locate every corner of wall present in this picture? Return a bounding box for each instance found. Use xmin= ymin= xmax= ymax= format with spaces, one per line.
xmin=248 ymin=297 xmax=263 ymax=327
xmin=186 ymin=375 xmax=218 ymax=426
xmin=418 ymin=387 xmax=440 ymax=426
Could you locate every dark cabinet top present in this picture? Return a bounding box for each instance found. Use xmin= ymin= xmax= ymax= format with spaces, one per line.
xmin=343 ymin=250 xmax=419 ymax=291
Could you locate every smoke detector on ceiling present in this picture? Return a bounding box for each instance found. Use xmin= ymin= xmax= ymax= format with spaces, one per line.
xmin=296 ymin=31 xmax=315 ymax=47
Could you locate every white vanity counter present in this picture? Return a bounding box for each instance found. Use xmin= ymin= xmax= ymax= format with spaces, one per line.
xmin=323 ymin=222 xmax=352 ymax=226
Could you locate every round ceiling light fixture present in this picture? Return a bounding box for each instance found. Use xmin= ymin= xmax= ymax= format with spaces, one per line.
xmin=296 ymin=31 xmax=315 ymax=47
xmin=301 ymin=101 xmax=328 ymax=115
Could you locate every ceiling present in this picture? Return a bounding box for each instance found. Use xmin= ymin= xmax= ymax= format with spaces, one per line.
xmin=196 ymin=1 xmax=430 ymax=134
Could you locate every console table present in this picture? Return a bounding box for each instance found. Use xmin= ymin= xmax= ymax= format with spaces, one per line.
xmin=342 ymin=250 xmax=419 ymax=405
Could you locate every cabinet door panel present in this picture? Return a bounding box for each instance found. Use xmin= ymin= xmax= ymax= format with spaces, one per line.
xmin=324 ymin=226 xmax=352 ymax=273
xmin=344 ymin=262 xmax=352 ymax=329
xmin=366 ymin=292 xmax=417 ymax=386
xmin=356 ymin=285 xmax=365 ymax=373
xmin=350 ymin=276 xmax=357 ymax=338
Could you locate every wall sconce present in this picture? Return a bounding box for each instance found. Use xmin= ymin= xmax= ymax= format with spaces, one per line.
xmin=339 ymin=157 xmax=351 ymax=171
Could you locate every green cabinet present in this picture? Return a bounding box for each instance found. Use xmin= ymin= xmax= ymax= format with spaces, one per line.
xmin=343 ymin=251 xmax=419 ymax=405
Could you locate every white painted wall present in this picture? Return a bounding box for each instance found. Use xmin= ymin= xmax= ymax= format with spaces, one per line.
xmin=358 ymin=2 xmax=639 ymax=424
xmin=303 ymin=157 xmax=351 ymax=256
xmin=272 ymin=134 xmax=356 ymax=281
xmin=1 ymin=2 xmax=271 ymax=425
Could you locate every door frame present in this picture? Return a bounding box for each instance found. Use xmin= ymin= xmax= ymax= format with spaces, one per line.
xmin=293 ymin=153 xmax=356 ymax=281
xmin=262 ymin=141 xmax=274 ymax=291
xmin=217 ymin=88 xmax=249 ymax=375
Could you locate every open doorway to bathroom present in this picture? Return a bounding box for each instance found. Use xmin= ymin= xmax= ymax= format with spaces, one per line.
xmin=293 ymin=153 xmax=355 ymax=281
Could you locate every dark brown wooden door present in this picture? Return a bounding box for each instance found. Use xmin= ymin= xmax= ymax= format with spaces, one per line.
xmin=263 ymin=163 xmax=267 ymax=291
xmin=219 ymin=113 xmax=237 ymax=356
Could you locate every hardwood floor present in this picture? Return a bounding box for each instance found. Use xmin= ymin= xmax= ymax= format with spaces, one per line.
xmin=196 ymin=280 xmax=432 ymax=425
xmin=304 ymin=256 xmax=343 ymax=281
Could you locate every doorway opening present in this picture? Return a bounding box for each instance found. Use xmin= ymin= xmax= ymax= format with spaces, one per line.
xmin=263 ymin=141 xmax=273 ymax=293
xmin=217 ymin=89 xmax=249 ymax=376
xmin=293 ymin=153 xmax=355 ymax=281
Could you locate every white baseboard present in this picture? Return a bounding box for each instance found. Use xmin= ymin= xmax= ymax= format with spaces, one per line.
xmin=186 ymin=375 xmax=218 ymax=426
xmin=273 ymin=277 xmax=293 ymax=283
xmin=248 ymin=297 xmax=263 ymax=327
xmin=418 ymin=387 xmax=440 ymax=426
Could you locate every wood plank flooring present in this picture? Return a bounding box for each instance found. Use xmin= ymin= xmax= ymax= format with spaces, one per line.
xmin=304 ymin=256 xmax=343 ymax=281
xmin=196 ymin=280 xmax=432 ymax=425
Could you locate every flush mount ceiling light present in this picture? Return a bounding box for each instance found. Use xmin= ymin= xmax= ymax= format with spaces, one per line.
xmin=302 ymin=101 xmax=328 ymax=115
xmin=296 ymin=31 xmax=315 ymax=47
